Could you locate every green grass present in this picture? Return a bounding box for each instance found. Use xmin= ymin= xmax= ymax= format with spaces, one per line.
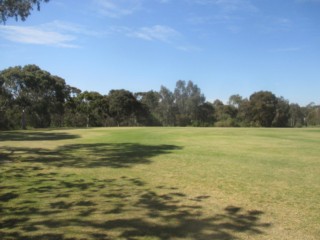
xmin=1 ymin=127 xmax=319 ymax=239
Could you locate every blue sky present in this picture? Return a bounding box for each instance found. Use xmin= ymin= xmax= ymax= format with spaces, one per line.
xmin=1 ymin=0 xmax=319 ymax=105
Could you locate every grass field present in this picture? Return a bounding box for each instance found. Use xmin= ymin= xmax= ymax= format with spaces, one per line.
xmin=0 ymin=127 xmax=319 ymax=240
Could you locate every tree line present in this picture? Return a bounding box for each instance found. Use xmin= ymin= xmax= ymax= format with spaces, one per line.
xmin=1 ymin=65 xmax=319 ymax=130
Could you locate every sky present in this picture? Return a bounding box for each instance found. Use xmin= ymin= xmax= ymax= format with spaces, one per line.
xmin=0 ymin=0 xmax=320 ymax=106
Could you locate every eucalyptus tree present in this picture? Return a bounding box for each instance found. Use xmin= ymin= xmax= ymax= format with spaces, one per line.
xmin=289 ymin=103 xmax=304 ymax=127
xmin=135 ymin=91 xmax=161 ymax=126
xmin=0 ymin=64 xmax=68 ymax=128
xmin=174 ymin=80 xmax=205 ymax=126
xmin=108 ymin=89 xmax=141 ymax=126
xmin=1 ymin=0 xmax=49 ymax=23
xmin=249 ymin=91 xmax=278 ymax=127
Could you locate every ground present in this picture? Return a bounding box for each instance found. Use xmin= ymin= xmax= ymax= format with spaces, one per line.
xmin=0 ymin=127 xmax=319 ymax=239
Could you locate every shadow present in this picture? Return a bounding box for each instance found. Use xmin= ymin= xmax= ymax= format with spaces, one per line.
xmin=0 ymin=164 xmax=272 ymax=240
xmin=0 ymin=192 xmax=19 ymax=202
xmin=0 ymin=134 xmax=271 ymax=239
xmin=0 ymin=131 xmax=80 ymax=141
xmin=0 ymin=143 xmax=182 ymax=168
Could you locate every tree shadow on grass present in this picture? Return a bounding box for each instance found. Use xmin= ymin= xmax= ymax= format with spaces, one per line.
xmin=0 ymin=166 xmax=272 ymax=240
xmin=0 ymin=131 xmax=80 ymax=142
xmin=0 ymin=134 xmax=271 ymax=239
xmin=0 ymin=143 xmax=182 ymax=168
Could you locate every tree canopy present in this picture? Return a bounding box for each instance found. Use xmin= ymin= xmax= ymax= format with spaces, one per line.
xmin=1 ymin=64 xmax=319 ymax=130
xmin=0 ymin=0 xmax=49 ymax=24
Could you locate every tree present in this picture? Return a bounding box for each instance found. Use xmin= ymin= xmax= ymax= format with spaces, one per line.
xmin=77 ymin=91 xmax=106 ymax=127
xmin=135 ymin=91 xmax=161 ymax=126
xmin=249 ymin=91 xmax=277 ymax=127
xmin=1 ymin=0 xmax=49 ymax=24
xmin=195 ymin=102 xmax=215 ymax=126
xmin=0 ymin=65 xmax=69 ymax=128
xmin=108 ymin=89 xmax=140 ymax=126
xmin=228 ymin=94 xmax=243 ymax=109
xmin=157 ymin=86 xmax=176 ymax=126
xmin=174 ymin=80 xmax=205 ymax=126
xmin=272 ymin=97 xmax=290 ymax=127
xmin=289 ymin=103 xmax=304 ymax=127
xmin=236 ymin=98 xmax=251 ymax=127
xmin=305 ymin=103 xmax=320 ymax=126
xmin=213 ymin=99 xmax=238 ymax=127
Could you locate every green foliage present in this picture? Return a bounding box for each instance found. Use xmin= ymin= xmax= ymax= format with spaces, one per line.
xmin=249 ymin=91 xmax=278 ymax=127
xmin=108 ymin=89 xmax=142 ymax=126
xmin=1 ymin=64 xmax=319 ymax=129
xmin=0 ymin=65 xmax=69 ymax=129
xmin=0 ymin=0 xmax=49 ymax=23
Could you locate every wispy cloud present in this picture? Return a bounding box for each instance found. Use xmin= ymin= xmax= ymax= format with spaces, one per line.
xmin=176 ymin=44 xmax=203 ymax=52
xmin=191 ymin=0 xmax=258 ymax=12
xmin=257 ymin=17 xmax=293 ymax=34
xmin=94 ymin=0 xmax=143 ymax=18
xmin=108 ymin=25 xmax=200 ymax=51
xmin=44 ymin=20 xmax=104 ymax=37
xmin=129 ymin=25 xmax=181 ymax=42
xmin=0 ymin=25 xmax=77 ymax=48
xmin=0 ymin=21 xmax=103 ymax=48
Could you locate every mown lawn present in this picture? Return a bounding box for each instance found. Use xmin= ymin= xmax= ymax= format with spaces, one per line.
xmin=0 ymin=127 xmax=319 ymax=239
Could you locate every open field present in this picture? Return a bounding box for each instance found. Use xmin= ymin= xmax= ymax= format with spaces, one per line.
xmin=1 ymin=127 xmax=319 ymax=239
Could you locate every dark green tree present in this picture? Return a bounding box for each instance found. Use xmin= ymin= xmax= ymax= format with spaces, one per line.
xmin=195 ymin=102 xmax=215 ymax=126
xmin=108 ymin=89 xmax=140 ymax=126
xmin=1 ymin=0 xmax=49 ymax=23
xmin=249 ymin=91 xmax=277 ymax=127
xmin=236 ymin=98 xmax=251 ymax=127
xmin=135 ymin=91 xmax=161 ymax=126
xmin=0 ymin=65 xmax=69 ymax=128
xmin=213 ymin=99 xmax=238 ymax=127
xmin=272 ymin=97 xmax=290 ymax=127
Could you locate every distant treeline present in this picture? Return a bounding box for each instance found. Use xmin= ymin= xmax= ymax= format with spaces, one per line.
xmin=1 ymin=65 xmax=319 ymax=130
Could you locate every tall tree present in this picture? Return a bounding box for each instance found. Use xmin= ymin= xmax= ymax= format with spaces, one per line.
xmin=76 ymin=91 xmax=106 ymax=127
xmin=157 ymin=86 xmax=176 ymax=126
xmin=0 ymin=65 xmax=69 ymax=128
xmin=249 ymin=91 xmax=277 ymax=127
xmin=289 ymin=103 xmax=304 ymax=127
xmin=135 ymin=91 xmax=161 ymax=126
xmin=108 ymin=89 xmax=140 ymax=126
xmin=305 ymin=103 xmax=320 ymax=126
xmin=272 ymin=97 xmax=290 ymax=127
xmin=174 ymin=80 xmax=205 ymax=126
xmin=228 ymin=94 xmax=243 ymax=109
xmin=1 ymin=0 xmax=49 ymax=23
xmin=195 ymin=102 xmax=215 ymax=126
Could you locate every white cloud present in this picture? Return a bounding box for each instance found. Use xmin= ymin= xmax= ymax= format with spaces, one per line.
xmin=44 ymin=20 xmax=104 ymax=37
xmin=108 ymin=25 xmax=200 ymax=51
xmin=94 ymin=0 xmax=143 ymax=18
xmin=0 ymin=21 xmax=103 ymax=48
xmin=129 ymin=25 xmax=181 ymax=42
xmin=0 ymin=25 xmax=78 ymax=48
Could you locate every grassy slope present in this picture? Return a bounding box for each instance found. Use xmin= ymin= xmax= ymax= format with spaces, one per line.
xmin=0 ymin=128 xmax=319 ymax=239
